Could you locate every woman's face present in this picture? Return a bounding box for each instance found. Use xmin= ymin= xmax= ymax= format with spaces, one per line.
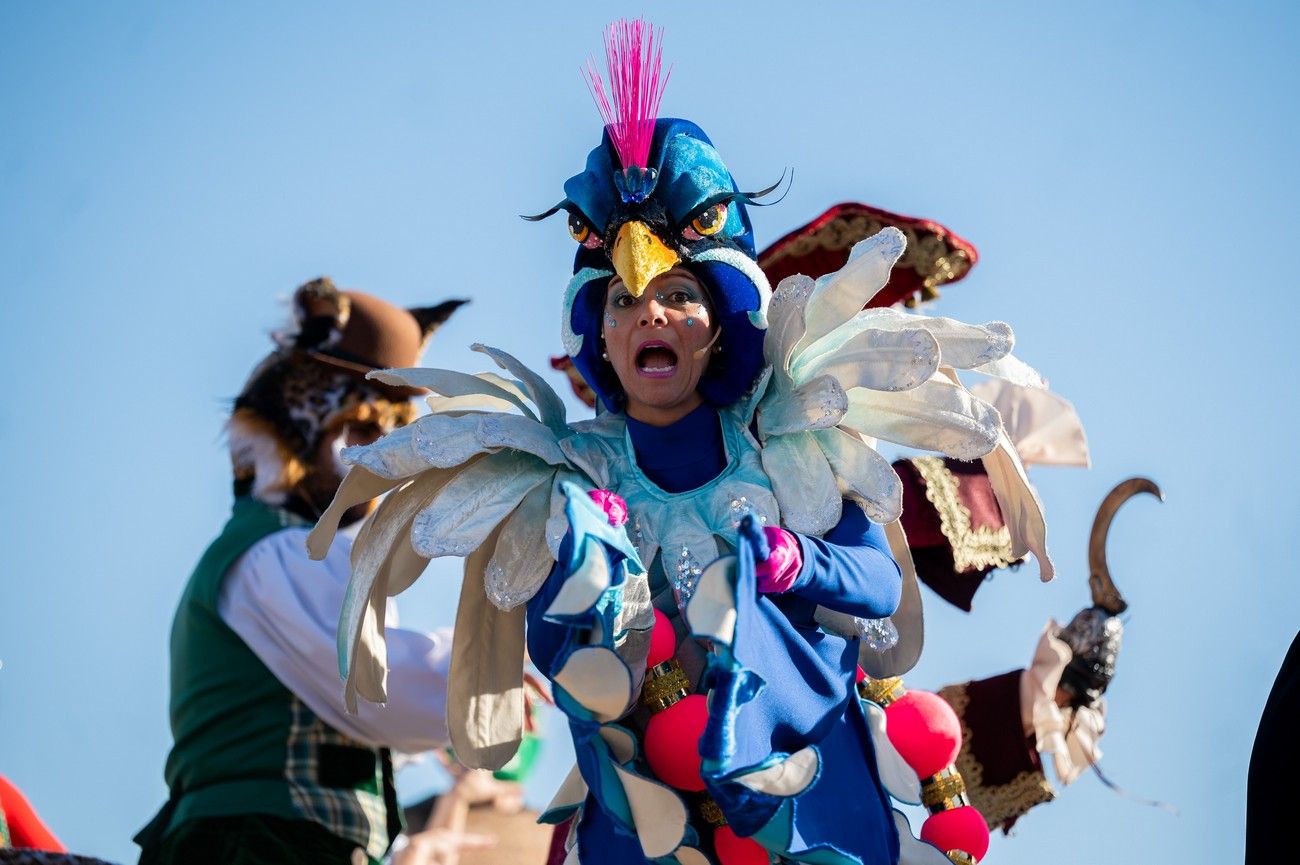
xmin=602 ymin=268 xmax=718 ymax=425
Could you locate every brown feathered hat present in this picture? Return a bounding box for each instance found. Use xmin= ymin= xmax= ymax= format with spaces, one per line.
xmin=229 ymin=277 xmax=465 ymax=503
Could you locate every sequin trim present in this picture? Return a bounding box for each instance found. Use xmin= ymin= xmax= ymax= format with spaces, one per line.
xmin=912 ymin=456 xmax=1017 ymax=573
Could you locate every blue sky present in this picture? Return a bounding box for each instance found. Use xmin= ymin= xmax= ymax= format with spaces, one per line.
xmin=2 ymin=3 xmax=1296 ymax=863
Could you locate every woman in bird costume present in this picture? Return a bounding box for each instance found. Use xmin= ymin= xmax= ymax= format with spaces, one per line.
xmin=308 ymin=20 xmax=1052 ymax=865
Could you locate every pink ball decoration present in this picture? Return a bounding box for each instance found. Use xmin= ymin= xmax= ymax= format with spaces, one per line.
xmin=647 ymin=608 xmax=677 ymax=669
xmin=883 ymin=690 xmax=962 ymax=778
xmin=920 ymin=806 xmax=989 ymax=862
xmin=714 ymin=825 xmax=769 ymax=865
xmin=643 ymin=694 xmax=708 ymax=791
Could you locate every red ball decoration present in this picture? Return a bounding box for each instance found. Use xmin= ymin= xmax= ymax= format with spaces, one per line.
xmin=714 ymin=825 xmax=769 ymax=864
xmin=643 ymin=694 xmax=708 ymax=791
xmin=883 ymin=690 xmax=962 ymax=778
xmin=647 ymin=608 xmax=677 ymax=669
xmin=920 ymin=806 xmax=989 ymax=862
xmin=855 ymin=665 xmax=867 ymax=684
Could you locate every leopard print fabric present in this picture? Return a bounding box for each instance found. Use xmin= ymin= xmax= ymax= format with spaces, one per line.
xmin=236 ymin=352 xmax=401 ymax=462
xmin=230 ymin=351 xmax=415 ymax=504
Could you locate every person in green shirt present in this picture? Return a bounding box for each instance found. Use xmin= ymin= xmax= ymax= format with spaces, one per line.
xmin=136 ymin=279 xmax=467 ymax=865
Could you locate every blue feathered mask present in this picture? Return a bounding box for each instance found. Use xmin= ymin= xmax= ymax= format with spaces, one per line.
xmin=529 ymin=22 xmax=777 ymax=412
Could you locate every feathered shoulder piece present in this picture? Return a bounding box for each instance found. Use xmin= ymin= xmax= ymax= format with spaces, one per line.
xmin=753 ymin=226 xmax=1051 ymax=569
xmin=306 ymin=344 xmax=594 ymax=767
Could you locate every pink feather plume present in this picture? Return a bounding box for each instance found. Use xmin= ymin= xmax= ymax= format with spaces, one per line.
xmin=583 ymin=19 xmax=670 ymax=171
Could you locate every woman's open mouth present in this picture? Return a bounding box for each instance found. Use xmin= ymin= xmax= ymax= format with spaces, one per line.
xmin=635 ymin=341 xmax=678 ymax=378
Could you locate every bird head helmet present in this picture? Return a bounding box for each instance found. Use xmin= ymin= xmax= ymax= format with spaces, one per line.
xmin=529 ymin=20 xmax=780 ymax=412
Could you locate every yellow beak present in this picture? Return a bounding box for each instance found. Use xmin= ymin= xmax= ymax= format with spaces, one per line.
xmin=611 ymin=221 xmax=680 ymax=298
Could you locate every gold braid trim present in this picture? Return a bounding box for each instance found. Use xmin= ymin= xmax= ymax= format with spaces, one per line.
xmin=912 ymin=457 xmax=1016 ymax=573
xmin=939 ymin=682 xmax=1056 ymax=832
xmin=759 ymin=215 xmax=973 ymax=295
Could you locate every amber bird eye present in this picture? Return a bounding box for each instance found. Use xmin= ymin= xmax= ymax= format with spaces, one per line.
xmin=568 ymin=212 xmax=592 ymax=244
xmin=689 ymin=203 xmax=729 ymax=237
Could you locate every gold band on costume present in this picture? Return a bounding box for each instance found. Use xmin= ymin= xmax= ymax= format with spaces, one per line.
xmin=858 ymin=675 xmax=906 ymax=708
xmin=922 ymin=767 xmax=972 ymax=813
xmin=642 ymin=659 xmax=691 ymax=711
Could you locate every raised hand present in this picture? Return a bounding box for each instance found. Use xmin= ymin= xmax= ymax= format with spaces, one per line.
xmin=738 ymin=515 xmax=803 ymax=594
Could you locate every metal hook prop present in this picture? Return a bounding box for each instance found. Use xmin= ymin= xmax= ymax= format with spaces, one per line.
xmin=1087 ymin=477 xmax=1165 ymax=614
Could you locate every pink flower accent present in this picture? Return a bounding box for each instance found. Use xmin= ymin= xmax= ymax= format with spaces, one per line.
xmin=755 ymin=526 xmax=802 ymax=594
xmin=587 ymin=489 xmax=629 ymax=527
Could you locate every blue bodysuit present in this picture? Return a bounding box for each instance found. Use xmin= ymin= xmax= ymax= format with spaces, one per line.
xmin=527 ymin=404 xmax=904 ymax=865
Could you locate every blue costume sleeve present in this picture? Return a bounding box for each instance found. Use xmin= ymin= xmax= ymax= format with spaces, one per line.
xmin=787 ymin=502 xmax=902 ymax=619
xmin=525 ymin=535 xmax=575 ymax=679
